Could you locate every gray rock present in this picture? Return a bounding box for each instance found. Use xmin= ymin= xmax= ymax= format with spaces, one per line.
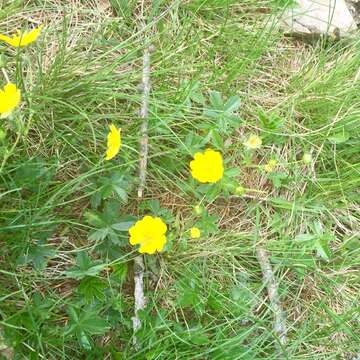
xmin=282 ymin=0 xmax=357 ymax=38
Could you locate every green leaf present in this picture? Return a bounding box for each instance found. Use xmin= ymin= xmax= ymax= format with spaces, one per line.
xmin=210 ymin=130 xmax=224 ymax=149
xmin=225 ymin=167 xmax=241 ymax=178
xmin=88 ymin=227 xmax=110 ymax=242
xmin=13 ymin=157 xmax=55 ymax=193
xmin=110 ymin=263 xmax=128 ymax=284
xmin=78 ymin=277 xmax=107 ymax=302
xmin=84 ymin=211 xmax=104 ymax=228
xmin=65 ymin=306 xmax=110 ymax=348
xmin=190 ymin=333 xmax=209 ymax=345
xmin=224 ymin=95 xmax=241 ymax=113
xmin=65 ymin=252 xmax=105 ymax=280
xmin=315 ymin=236 xmax=332 ymax=261
xmin=295 ymin=234 xmax=316 ymax=242
xmin=111 ymin=221 xmax=134 ymax=231
xmin=190 ymin=91 xmax=206 ymax=105
xmin=17 ymin=244 xmax=56 ymax=270
xmin=328 ymin=131 xmax=350 ymax=144
xmin=209 ymin=91 xmax=223 ymax=109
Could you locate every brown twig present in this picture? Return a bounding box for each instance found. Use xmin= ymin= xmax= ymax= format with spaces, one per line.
xmin=132 ymin=2 xmax=152 ymax=348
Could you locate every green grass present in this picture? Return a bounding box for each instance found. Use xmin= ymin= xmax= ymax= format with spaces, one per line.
xmin=0 ymin=0 xmax=359 ymax=359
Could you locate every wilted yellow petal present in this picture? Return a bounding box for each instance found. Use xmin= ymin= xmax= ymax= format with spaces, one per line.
xmin=244 ymin=134 xmax=262 ymax=150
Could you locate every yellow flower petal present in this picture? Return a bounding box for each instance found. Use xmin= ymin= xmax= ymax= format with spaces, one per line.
xmin=264 ymin=160 xmax=277 ymax=173
xmin=0 ymin=25 xmax=43 ymax=47
xmin=129 ymin=216 xmax=167 ymax=254
xmin=190 ymin=227 xmax=201 ymax=239
xmin=105 ymin=124 xmax=121 ymax=160
xmin=0 ymin=83 xmax=21 ymax=119
xmin=190 ymin=149 xmax=224 ymax=183
xmin=244 ymin=134 xmax=262 ymax=149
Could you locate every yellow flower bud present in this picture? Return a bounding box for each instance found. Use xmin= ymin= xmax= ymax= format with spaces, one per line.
xmin=190 ymin=227 xmax=201 ymax=239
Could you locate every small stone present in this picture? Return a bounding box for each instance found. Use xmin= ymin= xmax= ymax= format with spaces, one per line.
xmin=282 ymin=0 xmax=357 ymax=38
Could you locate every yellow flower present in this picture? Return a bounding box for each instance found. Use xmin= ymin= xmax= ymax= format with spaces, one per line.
xmin=105 ymin=124 xmax=121 ymax=160
xmin=190 ymin=149 xmax=224 ymax=183
xmin=0 ymin=25 xmax=43 ymax=47
xmin=264 ymin=159 xmax=277 ymax=172
xmin=190 ymin=227 xmax=201 ymax=239
xmin=129 ymin=216 xmax=167 ymax=254
xmin=0 ymin=83 xmax=21 ymax=119
xmin=244 ymin=134 xmax=262 ymax=149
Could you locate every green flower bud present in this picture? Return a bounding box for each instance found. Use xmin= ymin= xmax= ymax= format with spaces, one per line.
xmin=235 ymin=185 xmax=246 ymax=196
xmin=194 ymin=205 xmax=203 ymax=215
xmin=302 ymin=152 xmax=312 ymax=164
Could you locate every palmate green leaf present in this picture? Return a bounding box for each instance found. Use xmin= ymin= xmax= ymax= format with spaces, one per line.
xmin=90 ymin=171 xmax=130 ymax=209
xmin=65 ymin=306 xmax=110 ymax=349
xmin=65 ymin=252 xmax=105 ymax=280
xmin=85 ymin=200 xmax=135 ymax=244
xmin=17 ymin=244 xmax=56 ymax=270
xmin=88 ymin=227 xmax=110 ymax=242
xmin=78 ymin=277 xmax=107 ymax=302
xmin=13 ymin=157 xmax=56 ymax=194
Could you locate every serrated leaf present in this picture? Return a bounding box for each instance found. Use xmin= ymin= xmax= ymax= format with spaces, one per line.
xmin=78 ymin=277 xmax=107 ymax=302
xmin=84 ymin=211 xmax=104 ymax=227
xmin=88 ymin=228 xmax=110 ymax=242
xmin=66 ymin=307 xmax=110 ymax=348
